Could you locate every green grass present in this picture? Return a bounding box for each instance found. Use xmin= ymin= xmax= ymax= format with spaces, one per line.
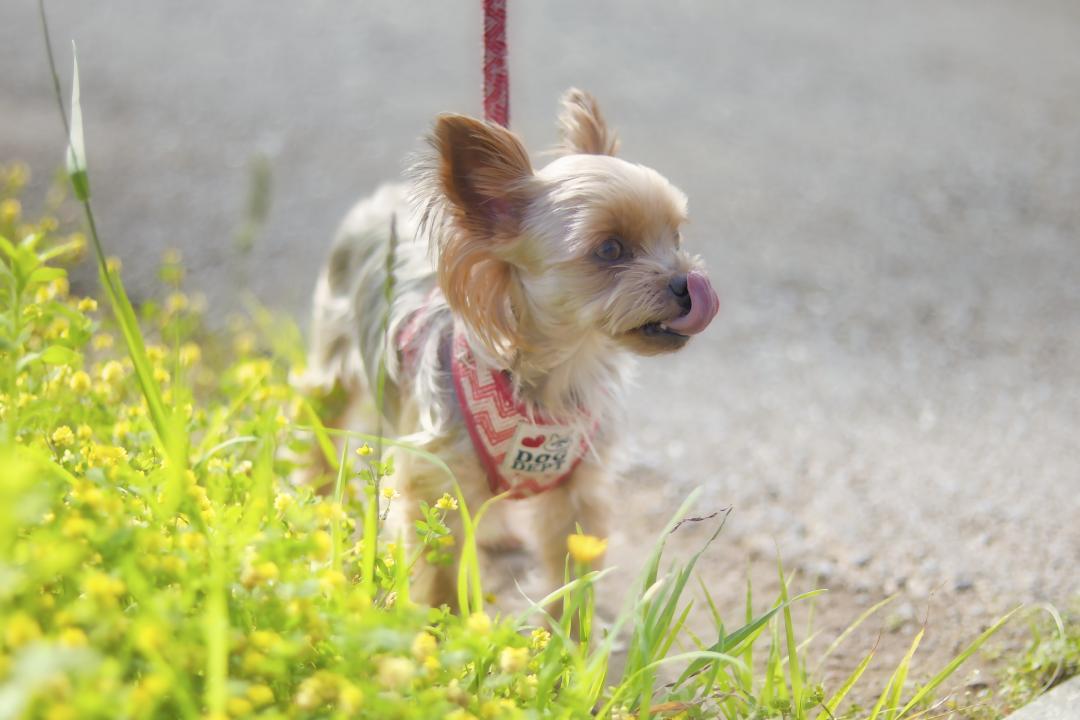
xmin=0 ymin=7 xmax=1064 ymax=718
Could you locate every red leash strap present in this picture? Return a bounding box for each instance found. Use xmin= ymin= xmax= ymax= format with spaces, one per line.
xmin=483 ymin=0 xmax=509 ymax=127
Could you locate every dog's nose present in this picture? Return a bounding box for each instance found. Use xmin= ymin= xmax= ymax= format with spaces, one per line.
xmin=668 ymin=273 xmax=691 ymax=312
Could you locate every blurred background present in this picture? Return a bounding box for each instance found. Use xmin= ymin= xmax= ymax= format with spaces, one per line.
xmin=3 ymin=0 xmax=1079 ymax=665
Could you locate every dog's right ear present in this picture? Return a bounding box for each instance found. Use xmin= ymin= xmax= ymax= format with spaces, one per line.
xmin=431 ymin=114 xmax=534 ymax=238
xmin=427 ymin=114 xmax=535 ymax=355
xmin=555 ymin=88 xmax=619 ymax=156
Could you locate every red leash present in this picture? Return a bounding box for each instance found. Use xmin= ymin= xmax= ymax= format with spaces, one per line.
xmin=483 ymin=0 xmax=509 ymax=127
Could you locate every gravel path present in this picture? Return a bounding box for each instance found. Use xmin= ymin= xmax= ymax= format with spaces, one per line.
xmin=4 ymin=0 xmax=1079 ymax=702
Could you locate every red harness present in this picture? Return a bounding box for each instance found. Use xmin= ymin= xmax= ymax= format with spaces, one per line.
xmin=397 ymin=296 xmax=593 ymax=499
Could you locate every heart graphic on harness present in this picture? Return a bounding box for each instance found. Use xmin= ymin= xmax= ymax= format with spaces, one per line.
xmin=521 ymin=435 xmax=546 ymax=448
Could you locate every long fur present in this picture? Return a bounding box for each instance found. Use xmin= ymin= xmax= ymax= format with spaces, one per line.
xmin=302 ymin=88 xmax=714 ymax=608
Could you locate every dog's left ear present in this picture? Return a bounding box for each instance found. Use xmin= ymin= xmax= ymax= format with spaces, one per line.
xmin=555 ymin=88 xmax=620 ymax=156
xmin=428 ymin=114 xmax=535 ymax=355
xmin=432 ymin=114 xmax=535 ymax=238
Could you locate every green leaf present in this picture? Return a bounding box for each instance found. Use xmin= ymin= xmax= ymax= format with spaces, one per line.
xmin=40 ymin=344 xmax=79 ymax=365
xmin=67 ymin=43 xmax=90 ymax=201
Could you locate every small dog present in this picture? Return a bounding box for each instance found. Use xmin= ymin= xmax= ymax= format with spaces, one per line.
xmin=303 ymin=89 xmax=719 ymax=607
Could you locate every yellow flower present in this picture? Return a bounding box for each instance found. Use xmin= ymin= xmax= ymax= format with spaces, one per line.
xmin=249 ymin=630 xmax=280 ymax=651
xmin=435 ymin=493 xmax=458 ymax=511
xmin=179 ymin=342 xmax=201 ymax=367
xmin=530 ymin=628 xmax=551 ymax=651
xmin=466 ymin=611 xmax=491 ymax=636
xmin=338 ymin=682 xmax=363 ymax=713
xmin=318 ymin=569 xmax=347 ymax=593
xmin=51 ymin=425 xmax=75 ymax=447
xmin=0 ymin=198 xmax=21 ymax=223
xmin=145 ymin=345 xmax=167 ymax=363
xmin=100 ymin=360 xmax=125 ymax=385
xmin=411 ymin=632 xmax=437 ymax=661
xmin=311 ymin=530 xmax=332 ymax=561
xmin=77 ymin=424 xmax=93 ymax=440
xmin=226 ymin=697 xmax=252 ymax=717
xmin=376 ymin=656 xmax=415 ymax=691
xmin=91 ymin=334 xmax=114 ymax=350
xmin=499 ymin=646 xmax=529 ymax=674
xmin=273 ymin=493 xmax=294 ymax=513
xmin=106 ymin=256 xmax=122 ymax=273
xmin=246 ymin=684 xmax=274 ymax=708
xmin=381 ymin=485 xmax=399 ymax=500
xmin=44 ymin=704 xmax=77 ymax=720
xmin=83 ymin=571 xmax=125 ymax=604
xmin=567 ymin=533 xmax=608 ymax=565
xmin=356 ymin=443 xmax=373 ymax=457
xmin=76 ymin=297 xmax=97 ymax=313
xmin=4 ymin=612 xmax=41 ymax=648
xmin=69 ymin=370 xmax=92 ymax=394
xmin=165 ymin=292 xmax=189 ymax=314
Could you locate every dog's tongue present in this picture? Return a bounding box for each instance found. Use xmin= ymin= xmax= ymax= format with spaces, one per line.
xmin=666 ymin=270 xmax=719 ymax=335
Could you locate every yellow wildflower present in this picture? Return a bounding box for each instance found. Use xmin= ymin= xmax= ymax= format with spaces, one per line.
xmin=376 ymin=656 xmax=415 ymax=691
xmin=179 ymin=342 xmax=201 ymax=367
xmin=0 ymin=198 xmax=21 ymax=223
xmin=106 ymin=256 xmax=122 ymax=273
xmin=530 ymin=627 xmax=551 ymax=651
xmin=91 ymin=334 xmax=114 ymax=350
xmin=77 ymin=424 xmax=93 ymax=440
xmin=165 ymin=291 xmax=189 ymax=314
xmin=273 ymin=493 xmax=294 ymax=513
xmin=69 ymin=370 xmax=92 ymax=394
xmin=311 ymin=530 xmax=332 ymax=561
xmin=4 ymin=612 xmax=41 ymax=648
xmin=338 ymin=682 xmax=363 ymax=713
xmin=567 ymin=533 xmax=608 ymax=565
xmin=51 ymin=425 xmax=75 ymax=447
xmin=246 ymin=684 xmax=274 ymax=708
xmin=76 ymin=297 xmax=97 ymax=313
xmin=226 ymin=697 xmax=252 ymax=717
xmin=435 ymin=493 xmax=458 ymax=511
xmin=249 ymin=630 xmax=279 ymax=651
xmin=319 ymin=569 xmax=347 ymax=593
xmin=356 ymin=443 xmax=373 ymax=457
xmin=499 ymin=646 xmax=529 ymax=674
xmin=100 ymin=360 xmax=125 ymax=385
xmin=466 ymin=611 xmax=492 ymax=636
xmin=83 ymin=571 xmax=125 ymax=604
xmin=381 ymin=485 xmax=399 ymax=500
xmin=411 ymin=632 xmax=438 ymax=661
xmin=58 ymin=627 xmax=88 ymax=647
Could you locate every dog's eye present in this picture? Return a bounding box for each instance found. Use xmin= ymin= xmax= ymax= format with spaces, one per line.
xmin=595 ymin=237 xmax=625 ymax=262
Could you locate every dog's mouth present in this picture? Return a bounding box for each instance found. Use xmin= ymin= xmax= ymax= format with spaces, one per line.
xmin=636 ymin=321 xmax=689 ymax=339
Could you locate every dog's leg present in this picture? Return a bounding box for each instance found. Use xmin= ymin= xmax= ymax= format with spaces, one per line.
xmin=533 ymin=460 xmax=613 ymax=600
xmin=398 ymin=449 xmax=492 ymax=612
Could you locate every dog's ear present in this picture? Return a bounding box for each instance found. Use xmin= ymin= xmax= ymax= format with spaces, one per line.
xmin=429 ymin=114 xmax=534 ymax=355
xmin=432 ymin=114 xmax=534 ymax=237
xmin=555 ymin=88 xmax=619 ymax=156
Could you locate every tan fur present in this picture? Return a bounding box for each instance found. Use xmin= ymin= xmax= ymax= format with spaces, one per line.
xmin=556 ymin=88 xmax=620 ymax=156
xmin=303 ymin=90 xmax=717 ymax=609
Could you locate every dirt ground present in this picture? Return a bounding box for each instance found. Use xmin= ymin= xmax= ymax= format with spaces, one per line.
xmin=4 ymin=0 xmax=1079 ymax=710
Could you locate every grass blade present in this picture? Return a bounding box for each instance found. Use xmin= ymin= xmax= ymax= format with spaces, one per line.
xmin=897 ymin=606 xmax=1021 ymax=717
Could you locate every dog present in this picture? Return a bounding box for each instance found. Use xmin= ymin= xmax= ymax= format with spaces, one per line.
xmin=302 ymin=89 xmax=719 ymax=608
